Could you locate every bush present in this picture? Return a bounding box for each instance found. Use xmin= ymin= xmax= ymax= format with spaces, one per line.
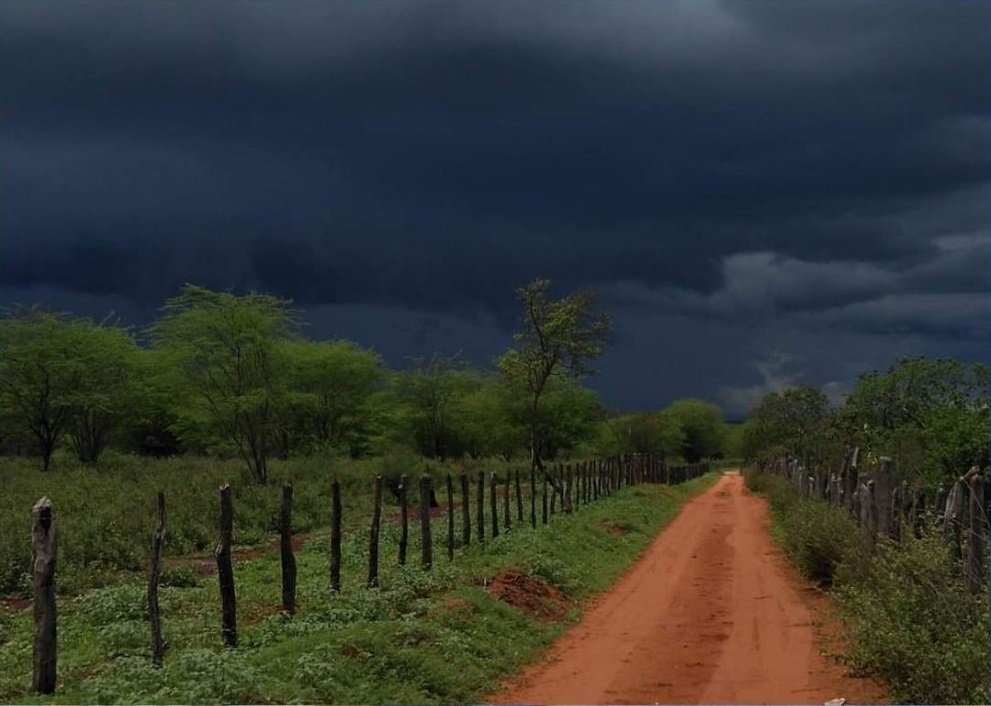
xmin=777 ymin=498 xmax=861 ymax=586
xmin=835 ymin=531 xmax=990 ymax=705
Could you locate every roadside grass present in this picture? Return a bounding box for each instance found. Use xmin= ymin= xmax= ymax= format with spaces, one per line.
xmin=0 ymin=473 xmax=717 ymax=704
xmin=742 ymin=467 xmax=990 ymax=705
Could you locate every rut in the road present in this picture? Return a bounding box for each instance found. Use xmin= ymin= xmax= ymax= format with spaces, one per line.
xmin=491 ymin=473 xmax=887 ymax=705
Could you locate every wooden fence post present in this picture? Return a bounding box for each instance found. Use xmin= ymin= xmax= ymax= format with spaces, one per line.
xmin=32 ymin=497 xmax=57 ymax=694
xmin=477 ymin=471 xmax=485 ymax=545
xmin=330 ymin=480 xmax=342 ymax=591
xmin=491 ymin=471 xmax=500 ymax=539
xmin=398 ymin=474 xmax=409 ymax=566
xmin=368 ymin=475 xmax=383 ymax=588
xmin=503 ymin=472 xmax=512 ymax=532
xmin=460 ymin=473 xmax=471 ymax=547
xmin=420 ymin=475 xmax=433 ymax=569
xmin=216 ymin=485 xmax=237 ymax=647
xmin=148 ymin=491 xmax=166 ymax=667
xmin=280 ymin=483 xmax=297 ymax=615
xmin=446 ymin=474 xmax=455 ymax=562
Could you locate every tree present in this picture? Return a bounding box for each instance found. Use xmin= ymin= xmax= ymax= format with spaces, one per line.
xmin=600 ymin=411 xmax=685 ymax=460
xmin=278 ymin=340 xmax=384 ymax=457
xmin=665 ymin=398 xmax=726 ymax=462
xmin=742 ymin=386 xmax=832 ymax=465
xmin=149 ymin=285 xmax=300 ymax=484
xmin=498 ymin=278 xmax=611 ymax=478
xmin=0 ymin=309 xmax=81 ymax=470
xmin=64 ymin=322 xmax=140 ymax=463
xmin=838 ymin=357 xmax=989 ymax=483
xmin=392 ymin=354 xmax=477 ymax=460
xmin=451 ymin=375 xmax=528 ymax=460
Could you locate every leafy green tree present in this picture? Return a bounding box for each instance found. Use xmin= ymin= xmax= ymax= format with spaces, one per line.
xmin=149 ymin=285 xmax=300 ymax=484
xmin=0 ymin=309 xmax=82 ymax=470
xmin=392 ymin=354 xmax=478 ymax=460
xmin=665 ymin=398 xmax=727 ymax=462
xmin=451 ymin=375 xmax=527 ymax=460
xmin=742 ymin=386 xmax=832 ymax=465
xmin=120 ymin=348 xmax=185 ymax=457
xmin=838 ymin=357 xmax=989 ymax=483
xmin=590 ymin=411 xmax=685 ymax=460
xmin=498 ymin=278 xmax=611 ymax=477
xmin=64 ymin=322 xmax=141 ymax=463
xmin=278 ymin=340 xmax=384 ymax=457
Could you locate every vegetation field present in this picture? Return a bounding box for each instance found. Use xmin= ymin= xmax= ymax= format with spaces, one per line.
xmin=0 ymin=473 xmax=716 ymax=704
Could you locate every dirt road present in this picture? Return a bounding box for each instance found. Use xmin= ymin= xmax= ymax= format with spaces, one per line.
xmin=492 ymin=472 xmax=887 ymax=704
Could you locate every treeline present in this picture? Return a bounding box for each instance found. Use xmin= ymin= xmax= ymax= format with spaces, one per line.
xmin=740 ymin=356 xmax=989 ymax=486
xmin=0 ymin=281 xmax=733 ymax=481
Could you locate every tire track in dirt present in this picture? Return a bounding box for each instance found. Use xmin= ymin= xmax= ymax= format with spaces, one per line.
xmin=491 ymin=473 xmax=887 ymax=704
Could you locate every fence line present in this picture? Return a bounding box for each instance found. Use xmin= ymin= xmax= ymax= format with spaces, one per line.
xmin=24 ymin=453 xmax=710 ymax=692
xmin=764 ymin=450 xmax=989 ymax=593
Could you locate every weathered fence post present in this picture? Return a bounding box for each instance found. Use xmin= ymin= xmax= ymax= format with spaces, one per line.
xmin=368 ymin=475 xmax=383 ymax=588
xmin=477 ymin=471 xmax=485 ymax=545
xmin=398 ymin=474 xmax=409 ymax=566
xmin=460 ymin=472 xmax=471 ymax=547
xmin=280 ymin=483 xmax=297 ymax=615
xmin=216 ymin=484 xmax=237 ymax=647
xmin=32 ymin=497 xmax=57 ymax=694
xmin=446 ymin=474 xmax=455 ymax=562
xmin=330 ymin=480 xmax=342 ymax=591
xmin=420 ymin=475 xmax=433 ymax=569
xmin=503 ymin=472 xmax=512 ymax=532
xmin=490 ymin=471 xmax=500 ymax=539
xmin=148 ymin=491 xmax=166 ymax=667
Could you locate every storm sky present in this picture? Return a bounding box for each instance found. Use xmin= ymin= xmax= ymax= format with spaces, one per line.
xmin=1 ymin=1 xmax=988 ymax=416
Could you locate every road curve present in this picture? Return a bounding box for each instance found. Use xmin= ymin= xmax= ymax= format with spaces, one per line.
xmin=491 ymin=473 xmax=887 ymax=704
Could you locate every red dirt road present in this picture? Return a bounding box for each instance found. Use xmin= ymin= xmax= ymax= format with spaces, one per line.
xmin=492 ymin=473 xmax=887 ymax=704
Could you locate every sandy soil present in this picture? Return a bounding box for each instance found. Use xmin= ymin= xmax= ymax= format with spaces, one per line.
xmin=491 ymin=472 xmax=888 ymax=705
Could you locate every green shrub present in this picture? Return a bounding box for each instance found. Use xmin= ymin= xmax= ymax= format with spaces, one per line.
xmin=835 ymin=532 xmax=990 ymax=705
xmin=777 ymin=498 xmax=861 ymax=586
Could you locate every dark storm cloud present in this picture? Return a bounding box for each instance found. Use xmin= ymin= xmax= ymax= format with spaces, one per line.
xmin=1 ymin=0 xmax=988 ymax=410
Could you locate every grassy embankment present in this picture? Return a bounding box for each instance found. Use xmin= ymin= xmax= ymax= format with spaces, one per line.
xmin=743 ymin=467 xmax=989 ymax=705
xmin=0 ymin=453 xmax=716 ymax=703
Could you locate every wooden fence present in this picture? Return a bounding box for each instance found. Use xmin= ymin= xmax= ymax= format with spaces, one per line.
xmin=765 ymin=449 xmax=989 ymax=594
xmin=24 ymin=455 xmax=710 ymax=693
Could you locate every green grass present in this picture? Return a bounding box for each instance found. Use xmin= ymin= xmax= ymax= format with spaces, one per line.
xmin=0 ymin=472 xmax=717 ymax=704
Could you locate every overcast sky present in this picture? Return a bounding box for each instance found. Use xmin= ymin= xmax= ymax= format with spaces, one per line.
xmin=1 ymin=0 xmax=988 ymax=416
